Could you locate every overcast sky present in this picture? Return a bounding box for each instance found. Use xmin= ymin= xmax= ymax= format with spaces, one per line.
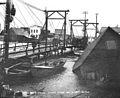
xmin=15 ymin=0 xmax=120 ymax=27
xmin=0 ymin=0 xmax=120 ymax=36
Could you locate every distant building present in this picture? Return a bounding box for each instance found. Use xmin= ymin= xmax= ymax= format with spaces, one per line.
xmin=55 ymin=29 xmax=69 ymax=40
xmin=55 ymin=29 xmax=64 ymax=35
xmin=9 ymin=27 xmax=30 ymax=42
xmin=10 ymin=27 xmax=29 ymax=36
xmin=55 ymin=29 xmax=64 ymax=39
xmin=21 ymin=27 xmax=30 ymax=34
xmin=0 ymin=27 xmax=30 ymax=41
xmin=30 ymin=25 xmax=42 ymax=39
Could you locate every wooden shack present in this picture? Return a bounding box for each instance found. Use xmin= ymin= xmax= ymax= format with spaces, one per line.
xmin=72 ymin=27 xmax=120 ymax=86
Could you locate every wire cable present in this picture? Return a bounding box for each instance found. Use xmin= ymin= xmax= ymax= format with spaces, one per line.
xmin=50 ymin=20 xmax=55 ymax=30
xmin=15 ymin=2 xmax=29 ymax=26
xmin=24 ymin=5 xmax=37 ymax=25
xmin=49 ymin=20 xmax=55 ymax=32
xmin=27 ymin=6 xmax=43 ymax=26
xmin=17 ymin=0 xmax=44 ymax=12
xmin=0 ymin=12 xmax=5 ymax=22
xmin=14 ymin=16 xmax=25 ymax=27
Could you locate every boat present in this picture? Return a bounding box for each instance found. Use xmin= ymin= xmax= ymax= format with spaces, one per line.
xmin=5 ymin=61 xmax=31 ymax=79
xmin=71 ymin=36 xmax=88 ymax=50
xmin=31 ymin=59 xmax=66 ymax=77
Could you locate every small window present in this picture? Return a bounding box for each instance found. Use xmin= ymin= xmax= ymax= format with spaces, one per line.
xmin=31 ymin=30 xmax=33 ymax=33
xmin=106 ymin=40 xmax=117 ymax=50
xmin=87 ymin=72 xmax=95 ymax=80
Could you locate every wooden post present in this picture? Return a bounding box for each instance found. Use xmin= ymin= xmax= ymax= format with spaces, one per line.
xmin=95 ymin=13 xmax=98 ymax=38
xmin=63 ymin=11 xmax=68 ymax=49
xmin=44 ymin=10 xmax=48 ymax=64
xmin=4 ymin=0 xmax=11 ymax=62
xmin=25 ymin=43 xmax=28 ymax=56
xmin=70 ymin=21 xmax=73 ymax=43
xmin=38 ymin=44 xmax=40 ymax=59
xmin=49 ymin=43 xmax=52 ymax=56
xmin=13 ymin=42 xmax=16 ymax=51
xmin=83 ymin=11 xmax=88 ymax=37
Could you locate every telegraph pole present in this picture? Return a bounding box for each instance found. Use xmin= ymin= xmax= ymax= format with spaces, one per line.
xmin=44 ymin=10 xmax=48 ymax=65
xmin=83 ymin=11 xmax=88 ymax=20
xmin=70 ymin=21 xmax=73 ymax=42
xmin=4 ymin=0 xmax=11 ymax=62
xmin=95 ymin=13 xmax=98 ymax=37
xmin=64 ymin=11 xmax=67 ymax=48
xmin=83 ymin=11 xmax=88 ymax=36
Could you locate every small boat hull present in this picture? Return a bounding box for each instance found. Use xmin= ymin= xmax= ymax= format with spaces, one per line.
xmin=31 ymin=66 xmax=64 ymax=77
xmin=7 ymin=70 xmax=31 ymax=78
xmin=5 ymin=62 xmax=32 ymax=82
xmin=31 ymin=59 xmax=66 ymax=77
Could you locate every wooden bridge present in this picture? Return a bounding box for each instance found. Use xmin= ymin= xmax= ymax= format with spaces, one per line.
xmin=0 ymin=40 xmax=75 ymax=62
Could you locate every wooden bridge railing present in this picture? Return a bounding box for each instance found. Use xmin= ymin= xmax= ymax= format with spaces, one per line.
xmin=0 ymin=41 xmax=66 ymax=61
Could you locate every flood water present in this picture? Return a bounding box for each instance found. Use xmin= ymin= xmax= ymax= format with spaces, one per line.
xmin=10 ymin=56 xmax=120 ymax=98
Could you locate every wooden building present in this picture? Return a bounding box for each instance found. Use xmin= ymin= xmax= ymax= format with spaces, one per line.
xmin=9 ymin=27 xmax=29 ymax=42
xmin=72 ymin=27 xmax=120 ymax=86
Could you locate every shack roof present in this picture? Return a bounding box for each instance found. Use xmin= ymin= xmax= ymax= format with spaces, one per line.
xmin=100 ymin=27 xmax=120 ymax=34
xmin=10 ymin=27 xmax=29 ymax=38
